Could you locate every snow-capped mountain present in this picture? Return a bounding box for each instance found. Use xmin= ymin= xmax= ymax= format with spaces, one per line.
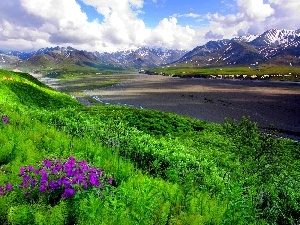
xmin=6 ymin=51 xmax=35 ymax=60
xmin=0 ymin=53 xmax=19 ymax=68
xmin=4 ymin=46 xmax=186 ymax=69
xmin=176 ymin=28 xmax=300 ymax=66
xmin=179 ymin=40 xmax=230 ymax=62
xmin=233 ymin=35 xmax=258 ymax=43
xmin=7 ymin=46 xmax=79 ymax=60
xmin=4 ymin=46 xmax=112 ymax=71
xmin=95 ymin=47 xmax=187 ymax=67
xmin=1 ymin=28 xmax=300 ymax=70
xmin=250 ymin=29 xmax=300 ymax=47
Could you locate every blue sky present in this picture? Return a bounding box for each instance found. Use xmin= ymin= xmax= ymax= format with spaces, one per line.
xmin=140 ymin=0 xmax=211 ymax=28
xmin=0 ymin=0 xmax=299 ymax=52
xmin=77 ymin=0 xmax=105 ymax=23
xmin=78 ymin=0 xmax=237 ymax=28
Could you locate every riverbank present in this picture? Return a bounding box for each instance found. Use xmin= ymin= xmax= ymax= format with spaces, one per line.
xmin=33 ymin=72 xmax=300 ymax=140
xmin=85 ymin=74 xmax=300 ymax=140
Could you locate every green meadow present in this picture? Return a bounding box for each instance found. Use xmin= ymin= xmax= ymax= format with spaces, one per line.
xmin=0 ymin=69 xmax=299 ymax=224
xmin=150 ymin=64 xmax=300 ymax=81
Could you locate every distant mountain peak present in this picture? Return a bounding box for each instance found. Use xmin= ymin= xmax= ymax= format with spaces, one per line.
xmin=250 ymin=28 xmax=300 ymax=47
xmin=234 ymin=34 xmax=258 ymax=43
xmin=174 ymin=28 xmax=300 ymax=66
xmin=94 ymin=47 xmax=187 ymax=68
xmin=1 ymin=28 xmax=300 ymax=69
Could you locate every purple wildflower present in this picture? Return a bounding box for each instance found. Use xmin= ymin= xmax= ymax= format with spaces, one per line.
xmin=107 ymin=177 xmax=114 ymax=185
xmin=40 ymin=169 xmax=48 ymax=182
xmin=42 ymin=159 xmax=52 ymax=168
xmin=61 ymin=188 xmax=75 ymax=198
xmin=5 ymin=183 xmax=13 ymax=191
xmin=89 ymin=167 xmax=97 ymax=173
xmin=83 ymin=182 xmax=88 ymax=190
xmin=22 ymin=175 xmax=31 ymax=186
xmin=52 ymin=161 xmax=63 ymax=174
xmin=0 ymin=186 xmax=5 ymax=196
xmin=89 ymin=173 xmax=100 ymax=187
xmin=59 ymin=177 xmax=71 ymax=188
xmin=23 ymin=174 xmax=31 ymax=181
xmin=27 ymin=165 xmax=34 ymax=171
xmin=66 ymin=156 xmax=76 ymax=168
xmin=39 ymin=184 xmax=47 ymax=193
xmin=77 ymin=174 xmax=85 ymax=184
xmin=18 ymin=167 xmax=26 ymax=176
xmin=66 ymin=169 xmax=74 ymax=177
xmin=97 ymin=168 xmax=103 ymax=176
xmin=11 ymin=156 xmax=114 ymax=200
xmin=78 ymin=160 xmax=88 ymax=171
xmin=30 ymin=179 xmax=36 ymax=188
xmin=50 ymin=180 xmax=60 ymax=190
xmin=1 ymin=115 xmax=9 ymax=124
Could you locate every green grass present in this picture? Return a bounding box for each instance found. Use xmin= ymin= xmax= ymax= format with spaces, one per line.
xmin=0 ymin=69 xmax=299 ymax=224
xmin=149 ymin=64 xmax=300 ymax=81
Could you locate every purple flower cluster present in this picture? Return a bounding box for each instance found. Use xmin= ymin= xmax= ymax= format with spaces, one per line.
xmin=0 ymin=183 xmax=13 ymax=196
xmin=1 ymin=156 xmax=114 ymax=199
xmin=1 ymin=115 xmax=9 ymax=124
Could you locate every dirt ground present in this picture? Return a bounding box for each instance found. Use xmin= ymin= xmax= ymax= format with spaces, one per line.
xmin=83 ymin=73 xmax=300 ymax=140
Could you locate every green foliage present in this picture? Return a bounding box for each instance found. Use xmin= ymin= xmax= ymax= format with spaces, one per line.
xmin=150 ymin=65 xmax=300 ymax=81
xmin=0 ymin=69 xmax=299 ymax=224
xmin=0 ymin=69 xmax=80 ymax=109
xmin=33 ymin=201 xmax=68 ymax=225
xmin=8 ymin=204 xmax=35 ymax=225
xmin=223 ymin=117 xmax=300 ymax=224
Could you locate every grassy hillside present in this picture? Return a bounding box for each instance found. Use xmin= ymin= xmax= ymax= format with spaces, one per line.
xmin=0 ymin=69 xmax=299 ymax=224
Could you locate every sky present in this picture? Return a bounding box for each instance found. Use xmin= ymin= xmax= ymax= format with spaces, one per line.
xmin=0 ymin=0 xmax=299 ymax=52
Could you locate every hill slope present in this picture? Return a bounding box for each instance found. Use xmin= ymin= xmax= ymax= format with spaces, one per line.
xmin=0 ymin=69 xmax=80 ymax=109
xmin=0 ymin=69 xmax=299 ymax=224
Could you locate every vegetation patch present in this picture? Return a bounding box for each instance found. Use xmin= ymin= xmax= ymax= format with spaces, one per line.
xmin=148 ymin=64 xmax=300 ymax=81
xmin=0 ymin=69 xmax=299 ymax=224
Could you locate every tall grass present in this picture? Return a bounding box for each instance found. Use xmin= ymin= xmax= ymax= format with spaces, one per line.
xmin=0 ymin=69 xmax=299 ymax=224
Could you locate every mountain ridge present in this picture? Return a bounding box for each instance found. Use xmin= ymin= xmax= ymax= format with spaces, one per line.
xmin=1 ymin=28 xmax=300 ymax=70
xmin=175 ymin=28 xmax=300 ymax=67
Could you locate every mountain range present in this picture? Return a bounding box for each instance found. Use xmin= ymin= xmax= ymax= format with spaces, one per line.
xmin=1 ymin=28 xmax=300 ymax=71
xmin=177 ymin=28 xmax=300 ymax=67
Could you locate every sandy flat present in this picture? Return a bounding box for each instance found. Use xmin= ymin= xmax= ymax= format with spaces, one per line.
xmin=84 ymin=73 xmax=300 ymax=140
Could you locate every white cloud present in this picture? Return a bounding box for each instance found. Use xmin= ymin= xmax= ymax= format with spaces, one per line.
xmin=175 ymin=13 xmax=201 ymax=18
xmin=237 ymin=0 xmax=274 ymax=21
xmin=0 ymin=0 xmax=299 ymax=52
xmin=82 ymin=0 xmax=144 ymax=19
xmin=148 ymin=17 xmax=196 ymax=49
xmin=203 ymin=0 xmax=299 ymax=41
xmin=267 ymin=0 xmax=300 ymax=29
